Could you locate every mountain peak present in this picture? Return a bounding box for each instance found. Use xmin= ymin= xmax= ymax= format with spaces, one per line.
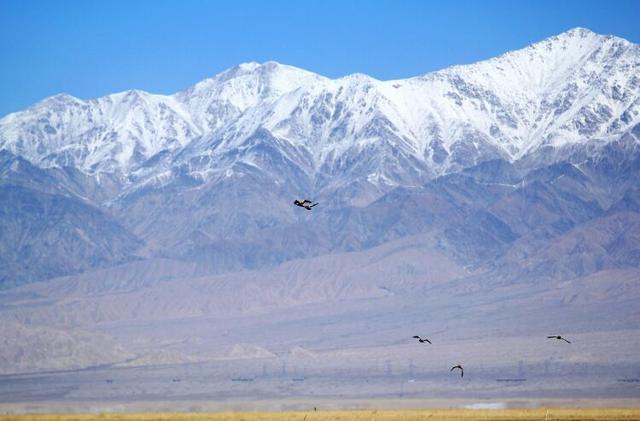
xmin=174 ymin=60 xmax=326 ymax=120
xmin=530 ymin=26 xmax=634 ymax=54
xmin=562 ymin=27 xmax=597 ymax=38
xmin=212 ymin=60 xmax=321 ymax=82
xmin=38 ymin=93 xmax=82 ymax=106
xmin=338 ymin=72 xmax=379 ymax=84
xmin=555 ymin=27 xmax=629 ymax=43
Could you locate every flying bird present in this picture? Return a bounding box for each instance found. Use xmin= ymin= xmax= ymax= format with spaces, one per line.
xmin=412 ymin=335 xmax=432 ymax=344
xmin=450 ymin=364 xmax=464 ymax=378
xmin=547 ymin=335 xmax=571 ymax=343
xmin=294 ymin=199 xmax=318 ymax=210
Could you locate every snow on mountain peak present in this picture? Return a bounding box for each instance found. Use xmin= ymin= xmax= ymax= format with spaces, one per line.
xmin=407 ymin=28 xmax=640 ymax=156
xmin=180 ymin=60 xmax=326 ymax=99
xmin=0 ymin=29 xmax=638 ymax=185
xmin=174 ymin=61 xmax=328 ymax=132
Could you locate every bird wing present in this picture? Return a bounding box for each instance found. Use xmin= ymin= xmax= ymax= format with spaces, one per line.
xmin=562 ymin=338 xmax=571 ymax=343
xmin=301 ymin=200 xmax=312 ymax=205
xmin=461 ymin=369 xmax=464 ymax=378
xmin=425 ymin=339 xmax=432 ymax=344
xmin=547 ymin=336 xmax=557 ymax=339
xmin=310 ymin=202 xmax=318 ymax=207
xmin=412 ymin=336 xmax=420 ymax=339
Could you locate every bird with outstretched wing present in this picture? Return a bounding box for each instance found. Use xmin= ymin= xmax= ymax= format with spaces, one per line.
xmin=450 ymin=364 xmax=464 ymax=378
xmin=294 ymin=199 xmax=319 ymax=210
xmin=547 ymin=335 xmax=571 ymax=344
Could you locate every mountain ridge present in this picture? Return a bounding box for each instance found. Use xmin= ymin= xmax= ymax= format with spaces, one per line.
xmin=0 ymin=27 xmax=639 ymax=289
xmin=1 ymin=27 xmax=638 ymax=184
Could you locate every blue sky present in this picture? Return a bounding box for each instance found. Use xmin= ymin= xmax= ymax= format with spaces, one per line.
xmin=1 ymin=0 xmax=639 ymax=117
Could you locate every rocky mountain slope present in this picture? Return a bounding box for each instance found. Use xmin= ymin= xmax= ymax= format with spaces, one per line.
xmin=0 ymin=28 xmax=638 ymax=287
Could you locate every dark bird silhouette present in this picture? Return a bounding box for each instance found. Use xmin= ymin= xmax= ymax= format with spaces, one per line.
xmin=547 ymin=335 xmax=571 ymax=343
xmin=294 ymin=199 xmax=318 ymax=210
xmin=412 ymin=335 xmax=432 ymax=344
xmin=450 ymin=364 xmax=464 ymax=378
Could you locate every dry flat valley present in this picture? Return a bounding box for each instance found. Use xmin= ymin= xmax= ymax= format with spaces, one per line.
xmin=2 ymin=409 xmax=640 ymax=421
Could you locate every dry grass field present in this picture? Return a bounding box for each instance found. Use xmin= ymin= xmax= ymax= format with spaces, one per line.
xmin=1 ymin=409 xmax=640 ymax=421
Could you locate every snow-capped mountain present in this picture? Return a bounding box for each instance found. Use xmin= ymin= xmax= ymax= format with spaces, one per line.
xmin=0 ymin=90 xmax=199 ymax=173
xmin=1 ymin=28 xmax=640 ymax=288
xmin=1 ymin=28 xmax=638 ymax=188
